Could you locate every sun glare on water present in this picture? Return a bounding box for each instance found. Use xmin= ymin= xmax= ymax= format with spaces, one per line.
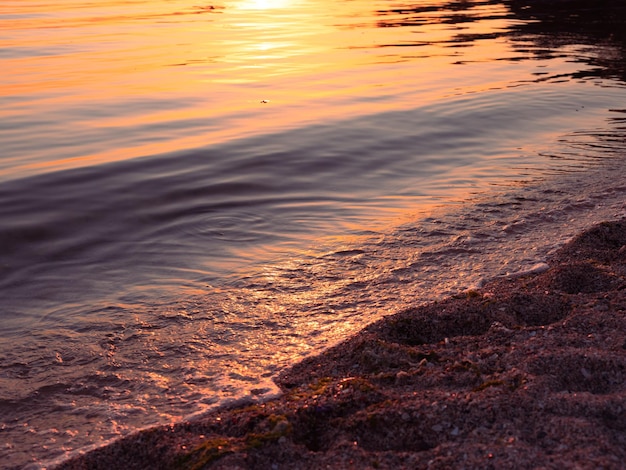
xmin=236 ymin=0 xmax=294 ymax=10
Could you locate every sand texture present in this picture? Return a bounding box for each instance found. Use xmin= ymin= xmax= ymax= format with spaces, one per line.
xmin=55 ymin=220 xmax=626 ymax=469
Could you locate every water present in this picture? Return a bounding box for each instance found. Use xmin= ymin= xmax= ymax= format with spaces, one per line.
xmin=2 ymin=0 xmax=626 ymax=467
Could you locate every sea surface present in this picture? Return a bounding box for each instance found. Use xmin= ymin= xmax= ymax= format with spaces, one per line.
xmin=3 ymin=0 xmax=626 ymax=467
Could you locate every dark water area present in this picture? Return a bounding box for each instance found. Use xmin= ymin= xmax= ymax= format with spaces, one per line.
xmin=2 ymin=0 xmax=626 ymax=468
xmin=2 ymin=86 xmax=617 ymax=325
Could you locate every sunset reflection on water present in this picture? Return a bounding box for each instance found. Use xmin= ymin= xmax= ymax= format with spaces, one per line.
xmin=0 ymin=0 xmax=518 ymax=180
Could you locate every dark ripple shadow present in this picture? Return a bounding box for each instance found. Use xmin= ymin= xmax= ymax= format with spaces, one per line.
xmin=373 ymin=0 xmax=626 ymax=84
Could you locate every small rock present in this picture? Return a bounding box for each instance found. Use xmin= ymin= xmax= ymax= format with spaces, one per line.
xmin=581 ymin=367 xmax=592 ymax=379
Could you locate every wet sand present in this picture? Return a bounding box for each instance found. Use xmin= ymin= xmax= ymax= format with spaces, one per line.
xmin=54 ymin=219 xmax=626 ymax=469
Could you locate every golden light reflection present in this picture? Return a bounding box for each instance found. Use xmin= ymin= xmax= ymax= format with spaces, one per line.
xmin=235 ymin=0 xmax=295 ymax=10
xmin=1 ymin=0 xmax=519 ymax=182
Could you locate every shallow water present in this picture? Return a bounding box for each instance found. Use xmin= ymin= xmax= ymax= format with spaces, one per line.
xmin=2 ymin=0 xmax=626 ymax=467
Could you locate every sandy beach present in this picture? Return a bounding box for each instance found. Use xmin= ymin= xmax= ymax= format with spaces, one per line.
xmin=54 ymin=219 xmax=626 ymax=469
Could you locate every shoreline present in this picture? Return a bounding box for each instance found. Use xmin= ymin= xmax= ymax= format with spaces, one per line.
xmin=55 ymin=219 xmax=626 ymax=469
